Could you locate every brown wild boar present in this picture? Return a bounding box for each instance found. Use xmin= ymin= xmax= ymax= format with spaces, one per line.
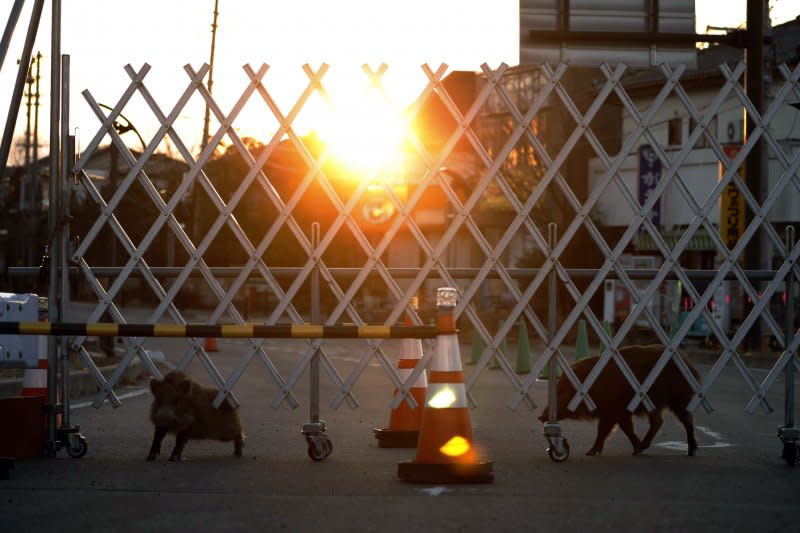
xmin=538 ymin=344 xmax=699 ymax=456
xmin=147 ymin=370 xmax=245 ymax=461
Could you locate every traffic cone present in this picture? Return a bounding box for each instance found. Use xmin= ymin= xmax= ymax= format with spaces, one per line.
xmin=20 ymin=335 xmax=59 ymax=444
xmin=490 ymin=339 xmax=508 ymax=370
xmin=398 ymin=287 xmax=493 ymax=484
xmin=374 ymin=302 xmax=428 ymax=448
xmin=468 ymin=331 xmax=482 ymax=366
xmin=20 ymin=338 xmax=48 ymax=398
xmin=204 ymin=337 xmax=218 ymax=352
xmin=515 ymin=319 xmax=531 ymax=374
xmin=669 ymin=314 xmax=680 ymax=339
xmin=599 ymin=320 xmax=613 ymax=354
xmin=575 ymin=319 xmax=589 ymax=362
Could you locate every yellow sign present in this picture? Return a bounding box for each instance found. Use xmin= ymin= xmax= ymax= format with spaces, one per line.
xmin=720 ymin=145 xmax=745 ymax=250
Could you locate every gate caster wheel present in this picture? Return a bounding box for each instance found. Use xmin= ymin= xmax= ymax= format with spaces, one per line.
xmin=782 ymin=443 xmax=797 ymax=467
xmin=67 ymin=436 xmax=88 ymax=459
xmin=547 ymin=438 xmax=570 ymax=463
xmin=307 ymin=437 xmax=333 ymax=461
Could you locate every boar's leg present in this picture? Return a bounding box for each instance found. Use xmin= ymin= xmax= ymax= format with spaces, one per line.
xmin=234 ymin=435 xmax=244 ymax=457
xmin=618 ymin=414 xmax=644 ymax=455
xmin=640 ymin=410 xmax=664 ymax=452
xmin=587 ymin=415 xmax=616 ymax=456
xmin=674 ymin=409 xmax=698 ymax=456
xmin=147 ymin=426 xmax=168 ymax=461
xmin=169 ymin=430 xmax=190 ymax=462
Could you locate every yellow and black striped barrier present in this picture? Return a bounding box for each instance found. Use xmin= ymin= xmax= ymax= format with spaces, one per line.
xmin=0 ymin=321 xmax=439 ymax=339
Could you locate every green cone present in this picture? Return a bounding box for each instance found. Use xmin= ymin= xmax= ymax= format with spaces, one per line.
xmin=575 ymin=319 xmax=589 ymax=362
xmin=599 ymin=320 xmax=613 ymax=354
xmin=515 ymin=319 xmax=532 ymax=374
xmin=468 ymin=331 xmax=483 ymax=366
xmin=491 ymin=339 xmax=508 ymax=370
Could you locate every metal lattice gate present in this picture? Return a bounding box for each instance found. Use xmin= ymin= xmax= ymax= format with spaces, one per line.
xmin=43 ymin=57 xmax=800 ymax=459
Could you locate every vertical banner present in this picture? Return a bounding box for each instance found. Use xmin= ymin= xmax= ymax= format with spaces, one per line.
xmin=720 ymin=145 xmax=745 ymax=250
xmin=638 ymin=144 xmax=661 ymax=230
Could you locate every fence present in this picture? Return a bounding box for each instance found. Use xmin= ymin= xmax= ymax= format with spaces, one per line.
xmin=8 ymin=56 xmax=800 ymax=462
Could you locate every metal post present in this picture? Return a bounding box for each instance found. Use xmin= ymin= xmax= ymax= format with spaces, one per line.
xmin=777 ymin=224 xmax=799 ymax=465
xmin=59 ymin=55 xmax=71 ymax=429
xmin=302 ymin=222 xmax=331 ymax=460
xmin=0 ymin=0 xmax=44 ymax=182
xmin=781 ymin=226 xmax=796 ymax=445
xmin=46 ymin=0 xmax=61 ymax=457
xmin=310 ymin=222 xmax=320 ymax=426
xmin=744 ymin=0 xmax=768 ymax=351
xmin=547 ymin=222 xmax=558 ymax=422
xmin=543 ymin=222 xmax=569 ymax=461
xmin=0 ymin=0 xmax=26 ymax=72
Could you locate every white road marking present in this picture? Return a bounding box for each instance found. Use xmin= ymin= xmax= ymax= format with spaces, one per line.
xmin=655 ymin=425 xmax=733 ymax=450
xmin=418 ymin=487 xmax=451 ymax=496
xmin=697 ymin=426 xmax=726 ymax=440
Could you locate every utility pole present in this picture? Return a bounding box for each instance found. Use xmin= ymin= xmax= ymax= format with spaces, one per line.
xmin=200 ymin=0 xmax=219 ymax=153
xmin=744 ymin=0 xmax=770 ymax=351
xmin=33 ymin=51 xmax=41 ymax=214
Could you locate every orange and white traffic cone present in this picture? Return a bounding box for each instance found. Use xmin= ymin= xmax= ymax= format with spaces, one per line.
xmin=204 ymin=337 xmax=218 ymax=352
xmin=21 ymin=336 xmax=48 ymax=398
xmin=398 ymin=287 xmax=493 ymax=483
xmin=20 ymin=335 xmax=59 ymax=448
xmin=374 ymin=301 xmax=428 ymax=448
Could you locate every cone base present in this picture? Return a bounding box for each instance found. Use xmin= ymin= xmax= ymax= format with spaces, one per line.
xmin=373 ymin=428 xmax=419 ymax=448
xmin=397 ymin=459 xmax=494 ymax=484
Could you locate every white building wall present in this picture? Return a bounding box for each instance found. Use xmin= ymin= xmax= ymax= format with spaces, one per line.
xmin=589 ymin=85 xmax=800 ymax=229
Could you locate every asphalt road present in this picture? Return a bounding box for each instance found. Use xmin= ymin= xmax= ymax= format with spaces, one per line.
xmin=2 ymin=334 xmax=798 ymax=532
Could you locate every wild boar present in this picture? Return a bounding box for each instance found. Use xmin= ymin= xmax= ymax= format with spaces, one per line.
xmin=147 ymin=370 xmax=245 ymax=461
xmin=538 ymin=344 xmax=699 ymax=456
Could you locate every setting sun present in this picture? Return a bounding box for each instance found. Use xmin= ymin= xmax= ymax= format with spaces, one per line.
xmin=309 ymin=76 xmax=411 ymax=180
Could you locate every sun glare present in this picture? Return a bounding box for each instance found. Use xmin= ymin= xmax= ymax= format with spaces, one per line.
xmin=312 ymin=86 xmax=410 ymax=180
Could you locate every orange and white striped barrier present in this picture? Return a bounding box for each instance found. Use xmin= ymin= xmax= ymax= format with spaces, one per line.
xmin=21 ymin=335 xmax=48 ymax=398
xmin=374 ymin=301 xmax=428 ymax=448
xmin=19 ymin=335 xmax=59 ymax=453
xmin=398 ymin=288 xmax=493 ymax=483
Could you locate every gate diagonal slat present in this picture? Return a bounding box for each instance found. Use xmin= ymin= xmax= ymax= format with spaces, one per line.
xmin=508 ymin=62 xmax=685 ymax=411
xmin=547 ymin=61 xmax=717 ymax=414
xmin=78 ymin=70 xmax=242 ymax=408
xmin=668 ymin=63 xmax=800 ymax=412
xmin=386 ymin=62 xmax=563 ymax=408
xmin=565 ymin=61 xmax=792 ymax=415
xmin=546 ymin=86 xmax=708 ymax=412
xmin=160 ymin=63 xmax=323 ymax=409
xmin=422 ymin=63 xmax=577 ymax=407
xmin=136 ymin=64 xmax=299 ymax=408
xmin=480 ymin=62 xmax=637 ymax=410
xmin=314 ymin=64 xmax=484 ymax=410
xmin=622 ymin=63 xmax=800 ymax=411
xmin=559 ymin=63 xmax=751 ymax=413
xmin=199 ymin=63 xmax=373 ymax=409
xmin=67 ymin=60 xmax=800 ymax=426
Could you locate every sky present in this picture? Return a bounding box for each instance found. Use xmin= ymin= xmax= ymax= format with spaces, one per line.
xmin=1 ymin=0 xmax=799 ymax=163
